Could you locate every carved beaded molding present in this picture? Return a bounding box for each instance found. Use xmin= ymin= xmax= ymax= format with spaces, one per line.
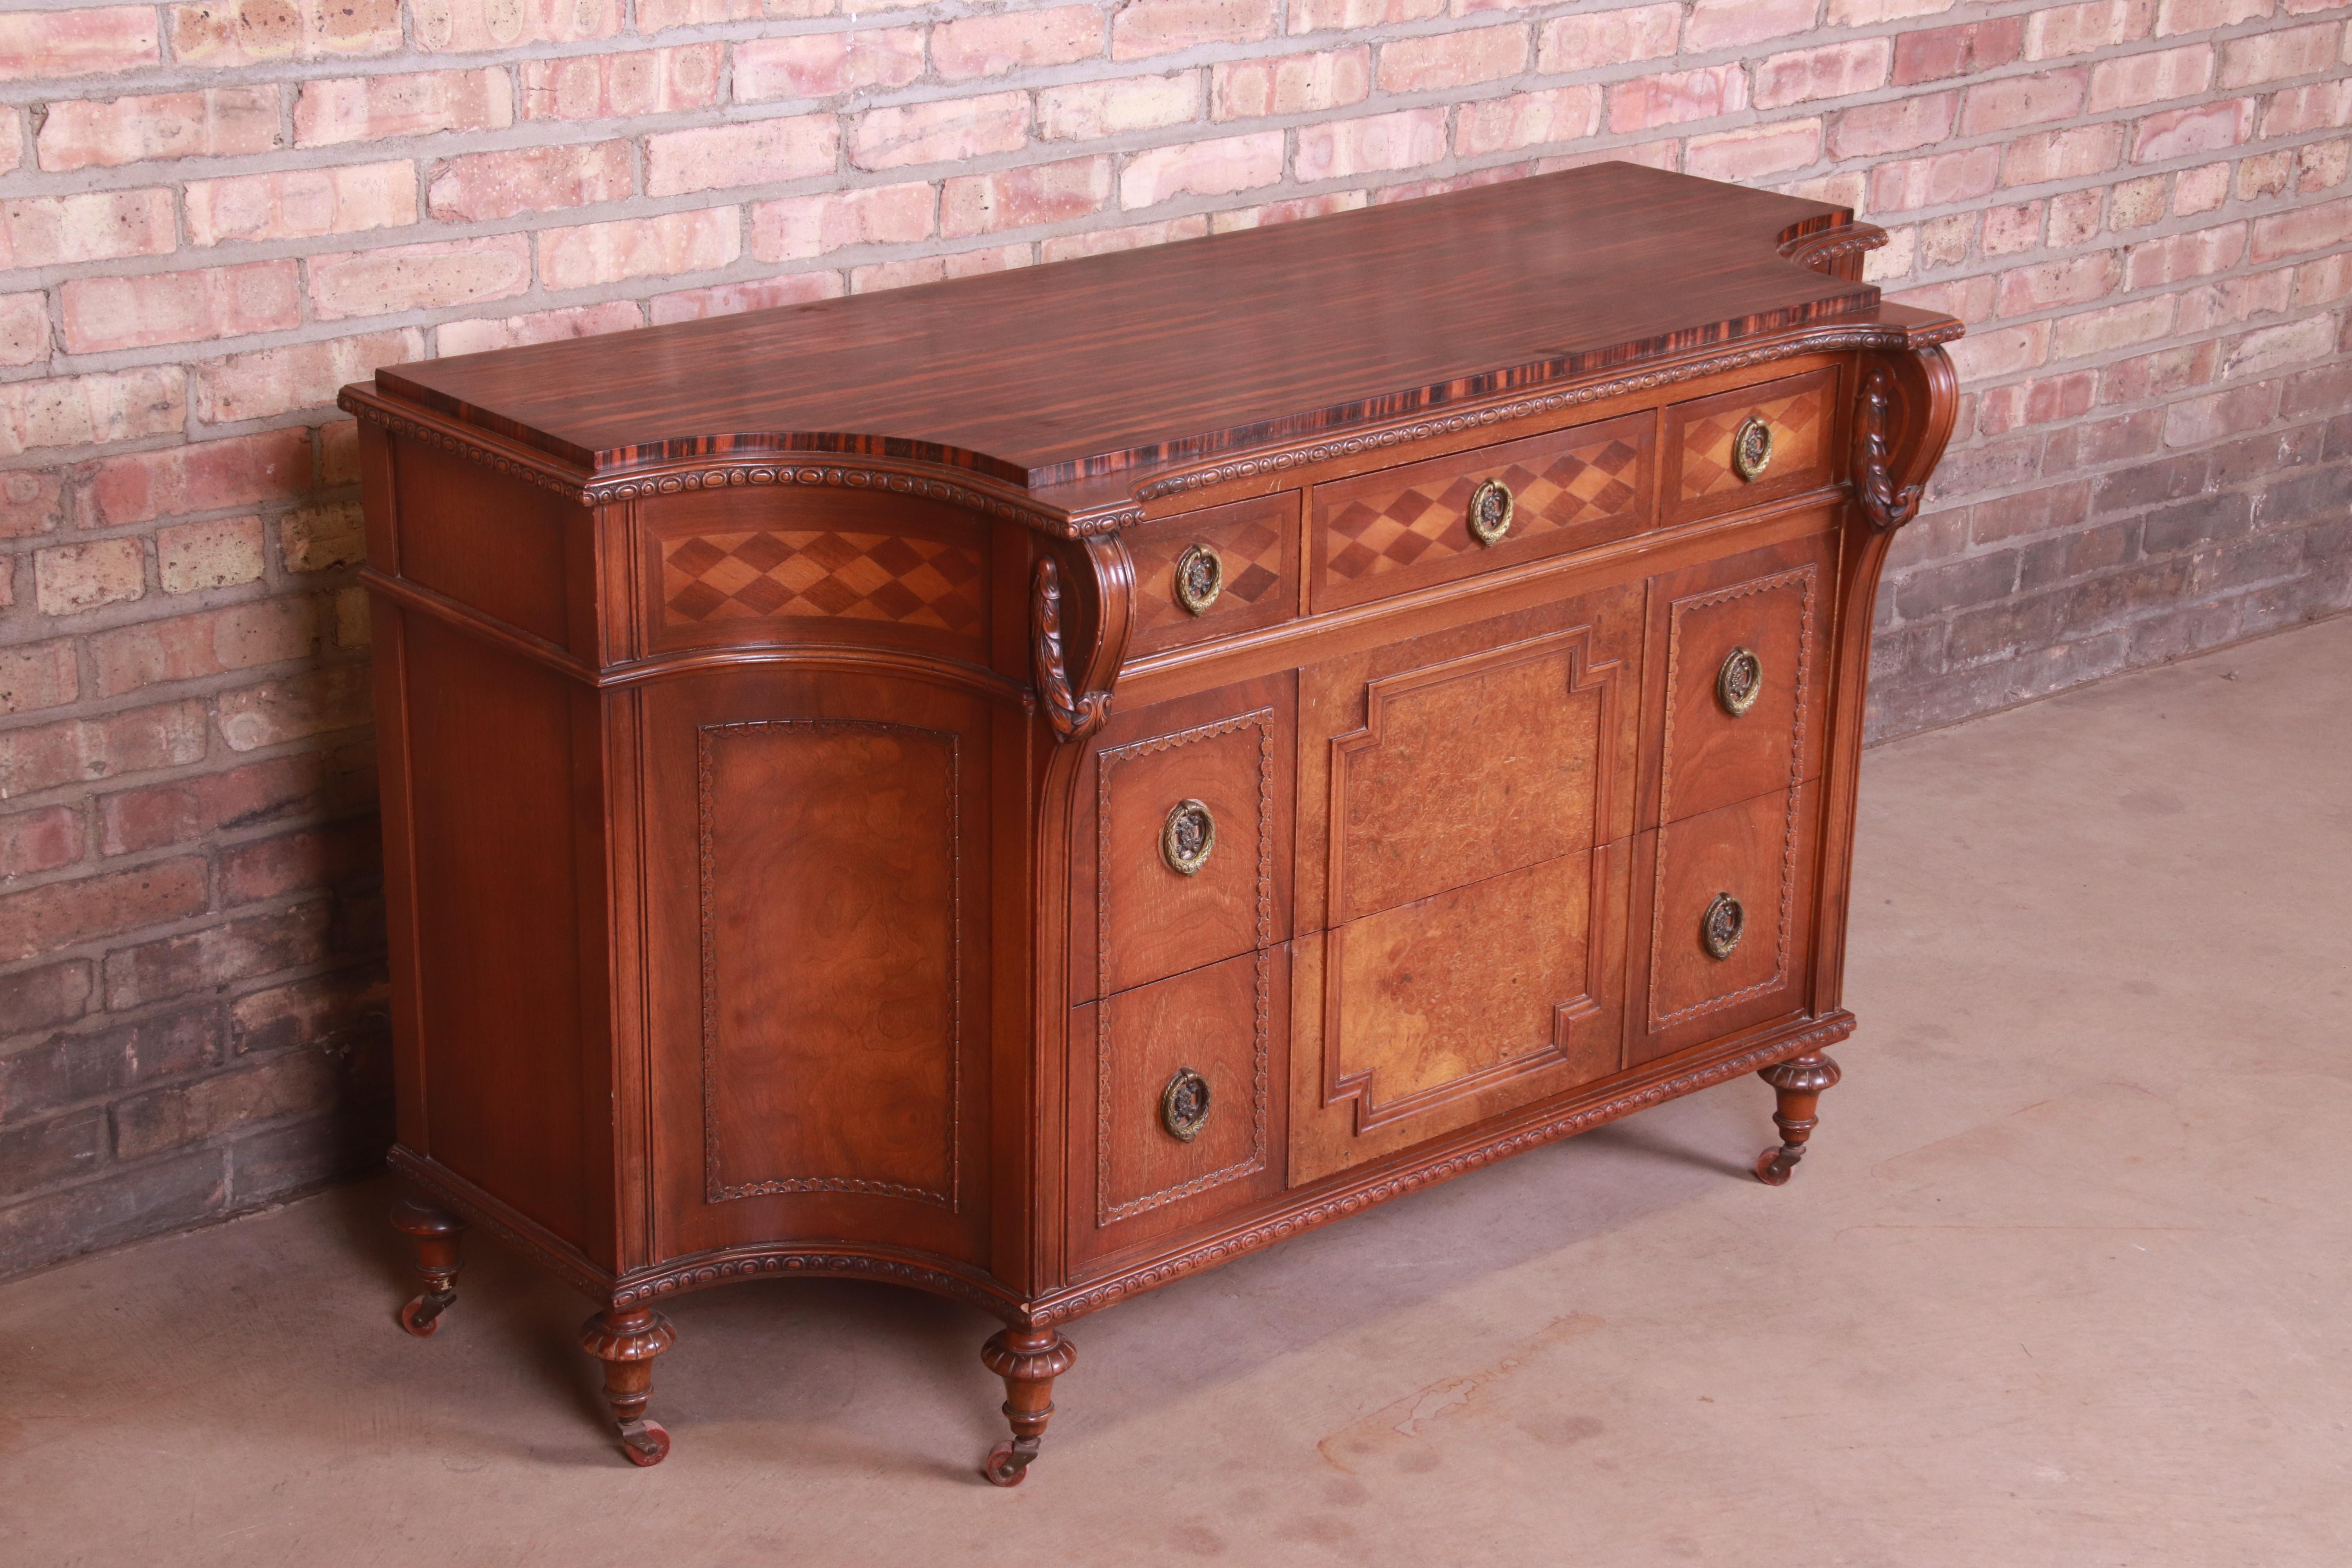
xmin=1129 ymin=325 xmax=1961 ymax=504
xmin=1032 ymin=1012 xmax=1857 ymax=1325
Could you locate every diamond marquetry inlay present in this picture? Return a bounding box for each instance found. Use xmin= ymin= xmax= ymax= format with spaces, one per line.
xmin=662 ymin=530 xmax=985 ymax=634
xmin=1135 ymin=517 xmax=1287 ymax=633
xmin=1325 ymin=437 xmax=1641 ymax=582
xmin=1681 ymin=388 xmax=1825 ymax=499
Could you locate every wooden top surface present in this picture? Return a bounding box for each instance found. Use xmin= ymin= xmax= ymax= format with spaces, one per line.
xmin=374 ymin=165 xmax=1904 ymax=491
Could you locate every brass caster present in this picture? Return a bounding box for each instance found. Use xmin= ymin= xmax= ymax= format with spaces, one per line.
xmin=619 ymin=1418 xmax=671 ymax=1467
xmin=982 ymin=1436 xmax=1040 ymax=1486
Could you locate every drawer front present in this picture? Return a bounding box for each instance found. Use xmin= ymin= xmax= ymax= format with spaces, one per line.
xmin=1310 ymin=411 xmax=1652 ymax=612
xmin=1075 ymin=677 xmax=1294 ymax=1003
xmin=1126 ymin=491 xmax=1298 ymax=656
xmin=1650 ymin=530 xmax=1833 ymax=827
xmin=1629 ymin=780 xmax=1818 ymax=1066
xmin=1664 ymin=368 xmax=1837 ymax=521
xmin=1069 ymin=945 xmax=1290 ymax=1266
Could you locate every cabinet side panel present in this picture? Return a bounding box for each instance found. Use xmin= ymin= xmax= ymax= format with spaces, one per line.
xmin=393 ymin=439 xmax=577 ymax=647
xmin=403 ymin=616 xmax=588 ymax=1246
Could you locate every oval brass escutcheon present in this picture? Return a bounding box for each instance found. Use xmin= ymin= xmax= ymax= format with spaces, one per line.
xmin=1467 ymin=477 xmax=1515 ymax=545
xmin=1161 ymin=798 xmax=1216 ymax=877
xmin=1731 ymin=416 xmax=1773 ymax=482
xmin=1161 ymin=1066 xmax=1211 ymax=1142
xmin=1701 ymin=892 xmax=1745 ymax=960
xmin=1173 ymin=542 xmax=1223 ymax=615
xmin=1716 ymin=646 xmax=1763 ymax=717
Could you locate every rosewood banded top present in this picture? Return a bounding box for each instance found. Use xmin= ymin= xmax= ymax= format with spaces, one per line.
xmin=348 ymin=164 xmax=1959 ymax=523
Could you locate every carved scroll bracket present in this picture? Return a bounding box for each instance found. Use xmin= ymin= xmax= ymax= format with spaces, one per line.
xmin=1030 ymin=537 xmax=1133 ymax=745
xmin=1852 ymin=348 xmax=1958 ymax=535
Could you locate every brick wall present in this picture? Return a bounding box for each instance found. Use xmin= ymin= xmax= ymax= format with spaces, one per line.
xmin=0 ymin=0 xmax=2345 ymax=1278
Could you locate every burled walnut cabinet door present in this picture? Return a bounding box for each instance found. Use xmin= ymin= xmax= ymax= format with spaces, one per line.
xmin=635 ymin=664 xmax=996 ymax=1270
xmin=1289 ymin=586 xmax=1644 ymax=1183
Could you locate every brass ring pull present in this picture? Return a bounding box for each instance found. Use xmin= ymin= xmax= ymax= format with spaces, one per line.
xmin=1172 ymin=542 xmax=1223 ymax=615
xmin=1717 ymin=646 xmax=1762 ymax=717
xmin=1161 ymin=798 xmax=1215 ymax=877
xmin=1467 ymin=477 xmax=1515 ymax=545
xmin=1731 ymin=416 xmax=1773 ymax=482
xmin=1702 ymin=893 xmax=1744 ymax=960
xmin=1161 ymin=1066 xmax=1211 ymax=1142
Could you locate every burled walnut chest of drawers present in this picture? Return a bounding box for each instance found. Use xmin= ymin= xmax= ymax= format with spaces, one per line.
xmin=345 ymin=163 xmax=1960 ymax=1483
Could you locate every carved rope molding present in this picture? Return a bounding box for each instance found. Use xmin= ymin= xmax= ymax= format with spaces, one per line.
xmin=1032 ymin=1012 xmax=1858 ymax=1325
xmin=1129 ymin=322 xmax=1962 ymax=504
xmin=1030 ymin=556 xmax=1112 ymax=744
xmin=1777 ymin=224 xmax=1892 ymax=274
xmin=1853 ymin=361 xmax=1927 ymax=533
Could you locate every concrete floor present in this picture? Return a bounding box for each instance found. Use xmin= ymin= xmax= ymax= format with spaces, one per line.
xmin=7 ymin=615 xmax=2350 ymax=1567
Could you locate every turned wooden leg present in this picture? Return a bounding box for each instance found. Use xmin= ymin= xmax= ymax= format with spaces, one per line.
xmin=1755 ymin=1051 xmax=1842 ymax=1185
xmin=390 ymin=1196 xmax=466 ymax=1338
xmin=978 ymin=1325 xmax=1077 ymax=1487
xmin=579 ymin=1305 xmax=679 ymax=1467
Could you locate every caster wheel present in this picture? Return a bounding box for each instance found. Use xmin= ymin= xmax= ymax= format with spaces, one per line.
xmin=397 ymin=1296 xmax=442 ymax=1337
xmin=981 ymin=1441 xmax=1031 ymax=1487
xmin=619 ymin=1419 xmax=671 ymax=1467
xmin=1754 ymin=1148 xmax=1795 ymax=1186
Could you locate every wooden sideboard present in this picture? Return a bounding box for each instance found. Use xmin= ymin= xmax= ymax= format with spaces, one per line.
xmin=347 ymin=163 xmax=1960 ymax=1484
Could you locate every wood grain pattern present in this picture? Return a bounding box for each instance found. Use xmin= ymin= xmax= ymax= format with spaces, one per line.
xmin=1657 ymin=563 xmax=1819 ymax=826
xmin=1124 ymin=492 xmax=1298 ymax=655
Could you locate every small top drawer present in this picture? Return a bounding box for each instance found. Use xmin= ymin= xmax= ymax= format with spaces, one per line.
xmin=1664 ymin=368 xmax=1838 ymax=521
xmin=1125 ymin=492 xmax=1298 ymax=656
xmin=1310 ymin=410 xmax=1652 ymax=612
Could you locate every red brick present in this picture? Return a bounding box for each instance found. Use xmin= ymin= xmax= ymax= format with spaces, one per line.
xmin=0 ymin=701 xmax=209 ymax=799
xmin=1977 ymin=374 xmax=2098 ymax=438
xmin=1996 ymin=253 xmax=2121 ymax=316
xmin=0 ymin=858 xmax=209 ymax=963
xmin=0 ymin=1008 xmax=218 ymax=1126
xmin=2216 ymin=22 xmax=2338 ymax=88
xmin=60 ymin=261 xmax=301 ymax=355
xmin=292 ymin=67 xmax=512 ymax=147
xmin=2263 ymin=80 xmax=2352 ymax=138
xmin=193 ymin=330 xmax=423 ymax=426
xmin=853 ymin=93 xmax=1030 ymax=171
xmin=414 ymin=0 xmax=619 ymax=49
xmin=1889 ymin=274 xmax=1996 ymax=325
xmin=2024 ymin=0 xmax=2152 ymax=59
xmin=1685 ymin=0 xmax=1816 ymax=51
xmin=0 ymin=961 xmax=94 ymax=1041
xmin=1044 ymin=74 xmax=1201 ymax=138
xmin=0 ymin=7 xmax=160 ymax=81
xmin=308 ymin=234 xmax=533 ymax=320
xmin=943 ymin=157 xmax=1114 ymax=237
xmin=2088 ymin=45 xmax=2213 ymax=113
xmin=648 ymin=274 xmax=845 ymax=324
xmin=1212 ymin=50 xmax=1367 ymax=119
xmin=1946 ymin=321 xmax=2049 ymax=381
xmin=0 ymin=641 xmax=78 ymax=718
xmin=1537 ymin=5 xmax=1678 ymax=73
xmin=1037 ymin=216 xmax=1208 ymax=262
xmin=216 ymin=666 xmax=372 ymax=752
xmin=169 ymin=0 xmax=406 ymax=64
xmin=1827 ymin=93 xmax=1955 ymax=159
xmin=1115 ymin=0 xmax=1276 ymax=59
xmin=2101 ymin=341 xmax=2218 ymax=404
xmin=1608 ymin=67 xmax=1749 ymax=134
xmin=523 ymin=44 xmax=719 ymax=118
xmin=1687 ymin=121 xmax=1822 ymax=181
xmin=646 ymin=117 xmax=838 ymax=197
xmin=748 ymin=183 xmax=933 ymax=263
xmin=101 ymin=748 xmax=372 ymax=860
xmin=1209 ymin=192 xmax=1368 ymax=231
xmin=318 ymin=422 xmax=359 ymax=485
xmin=1890 ymin=16 xmax=2022 ymax=85
xmin=0 ymin=472 xmax=63 ymax=541
xmin=539 ymin=209 xmax=739 ymax=290
xmin=435 ymin=302 xmax=641 ymax=357
xmin=1868 ymin=145 xmax=2003 ymax=212
xmin=1289 ymin=0 xmax=1440 ymax=25
xmin=102 ymin=904 xmax=332 ymax=1011
xmin=1293 ymin=110 xmax=1448 ymax=181
xmin=156 ymin=516 xmax=266 ymax=594
xmin=90 ymin=599 xmax=320 ymax=699
xmin=184 ymin=161 xmax=416 ymax=248
xmin=2154 ymin=0 xmax=2268 ymax=32
xmin=0 ymin=190 xmax=176 ymax=269
xmin=82 ymin=428 xmax=311 ymax=528
xmin=851 ymin=243 xmax=1036 ymax=292
xmin=2221 ymin=316 xmax=2335 ymax=380
xmin=1830 ymin=0 xmax=1964 ymax=26
xmin=1960 ymin=69 xmax=2087 ymax=136
xmin=2124 ymin=224 xmax=2247 ymax=289
xmin=933 ymin=8 xmax=1100 ymax=81
xmin=230 ymin=968 xmax=388 ymax=1056
xmin=0 ymin=806 xmax=85 ymax=879
xmin=0 ymin=367 xmax=185 ymax=459
xmin=1124 ymin=131 xmax=1287 ymax=206
xmin=635 ymin=0 xmax=837 ymax=27
xmin=2132 ymin=98 xmax=2255 ymax=163
xmin=2053 ymin=296 xmax=2176 ymax=359
xmin=37 ymin=87 xmax=280 ymax=171
xmin=278 ymin=501 xmax=363 ymax=573
xmin=428 ymin=141 xmax=632 ymax=222
xmin=2163 ymin=383 xmax=2278 ymax=447
xmin=34 ymin=538 xmax=145 ymax=615
xmin=1376 ymin=26 xmax=1527 ymax=93
xmin=1454 ymin=87 xmax=1602 ymax=158
xmin=0 ymin=292 xmax=45 ymax=368
xmin=734 ymin=27 xmax=926 ymax=99
xmin=113 ymin=1049 xmax=347 ymax=1159
xmin=221 ymin=817 xmax=379 ymax=907
xmin=2250 ymin=197 xmax=2352 ymax=263
xmin=2001 ymin=125 xmax=2125 ymax=188
xmin=1755 ymin=40 xmax=1891 ymax=109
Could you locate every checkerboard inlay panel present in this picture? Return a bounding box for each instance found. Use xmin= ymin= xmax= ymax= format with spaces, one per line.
xmin=1679 ymin=387 xmax=1826 ymax=501
xmin=661 ymin=530 xmax=986 ymax=635
xmin=1323 ymin=435 xmax=1643 ymax=583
